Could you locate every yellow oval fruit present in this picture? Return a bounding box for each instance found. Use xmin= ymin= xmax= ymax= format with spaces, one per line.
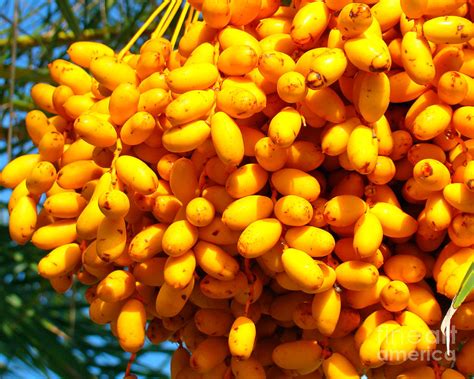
xmin=228 ymin=316 xmax=256 ymax=359
xmin=272 ymin=340 xmax=322 ymax=371
xmin=216 ymin=85 xmax=259 ymax=119
xmin=389 ymin=71 xmax=428 ymax=103
xmin=108 ymin=82 xmax=140 ymax=126
xmin=189 ymin=337 xmax=229 ymax=374
xmin=237 ymin=218 xmax=282 ymax=258
xmin=185 ymin=197 xmax=215 ymax=227
xmin=353 ymin=71 xmax=390 ymax=123
xmin=337 ymin=3 xmax=372 ymax=38
xmin=344 ymin=36 xmax=391 ymax=73
xmin=413 ymin=158 xmax=451 ymax=191
xmin=347 ymin=125 xmax=379 ymax=174
xmin=89 ymin=298 xmax=123 ymax=325
xmin=37 ymin=243 xmax=81 ymax=278
xmin=218 ymin=26 xmax=261 ymax=55
xmin=268 ymin=107 xmax=302 ymax=148
xmin=43 ymin=192 xmax=87 ymax=218
xmin=200 ymin=272 xmax=247 ymax=299
xmin=210 ymin=112 xmax=245 ymax=166
xmin=156 ymin=277 xmax=195 ymax=318
xmin=128 ymin=223 xmax=166 ymax=262
xmin=162 ymin=120 xmax=211 ymax=153
xmin=353 ymin=211 xmax=383 ymax=258
xmin=9 ymin=195 xmax=37 ymax=245
xmin=453 ymin=106 xmax=474 ymax=138
xmin=132 ymin=257 xmax=166 ymax=286
xmin=222 ymin=195 xmax=274 ymax=231
xmin=370 ymin=169 xmax=397 ymax=196
xmin=410 ymin=103 xmax=452 ymax=141
xmin=370 ymin=202 xmax=418 ymax=238
xmin=321 ymin=117 xmax=360 ymax=156
xmin=323 ymin=352 xmax=359 ymax=379
xmin=286 ymin=140 xmax=325 ymax=172
xmin=194 ymin=308 xmax=233 ymax=336
xmin=277 ymin=71 xmax=307 ymax=103
xmin=49 ymin=274 xmax=73 ymax=294
xmin=76 ymin=172 xmax=111 ymax=240
xmin=355 ymin=309 xmax=394 ymax=349
xmin=201 ymin=0 xmax=231 ymax=28
xmin=48 ymin=59 xmax=92 ymax=95
xmin=166 ymin=89 xmax=215 ymax=126
xmin=397 ymin=366 xmax=437 ymax=379
xmin=400 ymin=0 xmax=427 ymax=18
xmin=164 ymin=250 xmax=196 ymax=289
xmin=119 ymin=111 xmax=155 ymax=146
xmin=25 ymin=110 xmax=56 ymax=145
xmin=291 ymin=2 xmax=330 ymax=48
xmin=282 ymin=248 xmax=324 ymax=292
xmin=115 ymin=155 xmax=158 ymax=195
xmin=406 ymin=283 xmax=441 ymax=325
xmin=423 ymin=16 xmax=473 ymax=44
xmin=294 ymin=47 xmax=330 ymax=77
xmin=179 ymin=21 xmax=217 ymax=58
xmin=225 ymin=163 xmax=268 ymax=199
xmin=199 ymin=217 xmax=240 ymax=245
xmin=38 ymin=130 xmax=64 ymax=163
xmin=452 ymin=301 xmax=474 ymax=330
xmin=306 ymin=48 xmax=347 ymax=89
xmin=257 ymin=244 xmax=284 ymax=273
xmin=424 ymin=191 xmax=453 ymax=231
xmin=359 ymin=320 xmax=401 ymax=368
xmin=274 ymin=195 xmax=313 ymax=226
xmin=383 ymin=254 xmax=426 ymax=283
xmin=271 ymin=168 xmax=320 ymax=202
xmin=137 ymin=88 xmax=170 ymax=117
xmin=218 ymin=45 xmax=258 ymax=76
xmin=285 ymin=226 xmax=335 ymax=257
xmin=305 ymin=87 xmax=346 ymax=123
xmin=97 ymin=270 xmax=135 ymax=302
xmin=231 ymin=357 xmax=265 ymax=379
xmin=98 ymin=190 xmax=130 ymax=219
xmin=30 ymin=83 xmax=57 ymax=114
xmin=31 ymin=219 xmax=77 ymax=250
xmin=336 ymin=261 xmax=379 ymax=290
xmin=380 ymin=280 xmax=410 ymax=312
xmin=323 ymin=195 xmax=367 ymax=227
xmin=1 ymin=154 xmax=40 ymax=189
xmin=57 ymin=160 xmax=104 ymax=190
xmin=167 ymin=63 xmax=219 ymax=94
xmin=438 ymin=71 xmax=468 ymax=105
xmin=89 ymin=56 xmax=138 ymax=90
xmin=401 ymin=31 xmax=435 ymax=85
xmin=443 ymin=183 xmax=474 ymax=213
xmin=67 ymin=41 xmax=114 ymax=68
xmin=311 ymin=287 xmax=341 ymax=336
xmin=74 ymin=113 xmax=117 ymax=148
xmin=25 ymin=161 xmax=57 ymax=195
xmin=254 ymin=137 xmax=288 ymax=172
xmin=379 ymin=325 xmax=420 ymax=364
xmin=96 ymin=216 xmax=127 ymax=262
xmin=117 ymin=299 xmax=146 ymax=353
xmin=161 ymin=220 xmax=198 ymax=257
xmin=194 ymin=241 xmax=239 ymax=281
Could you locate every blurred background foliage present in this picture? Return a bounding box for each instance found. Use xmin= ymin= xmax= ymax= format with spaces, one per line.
xmin=0 ymin=0 xmax=178 ymax=377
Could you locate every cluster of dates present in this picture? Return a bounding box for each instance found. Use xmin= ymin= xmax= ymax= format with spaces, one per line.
xmin=2 ymin=0 xmax=474 ymax=377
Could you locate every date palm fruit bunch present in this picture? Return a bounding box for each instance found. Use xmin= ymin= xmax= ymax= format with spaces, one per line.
xmin=3 ymin=0 xmax=474 ymax=377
